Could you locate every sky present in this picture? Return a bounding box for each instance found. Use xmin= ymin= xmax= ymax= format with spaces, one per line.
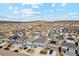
xmin=0 ymin=3 xmax=79 ymax=21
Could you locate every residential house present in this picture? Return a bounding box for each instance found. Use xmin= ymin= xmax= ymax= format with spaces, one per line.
xmin=60 ymin=39 xmax=78 ymax=56
xmin=9 ymin=35 xmax=19 ymax=43
xmin=33 ymin=36 xmax=48 ymax=48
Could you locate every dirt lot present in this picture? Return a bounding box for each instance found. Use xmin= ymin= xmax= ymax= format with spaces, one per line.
xmin=0 ymin=49 xmax=27 ymax=56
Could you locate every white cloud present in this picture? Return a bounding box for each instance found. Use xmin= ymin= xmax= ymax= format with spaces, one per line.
xmin=21 ymin=3 xmax=25 ymax=6
xmin=43 ymin=10 xmax=48 ymax=13
xmin=21 ymin=3 xmax=27 ymax=6
xmin=21 ymin=3 xmax=42 ymax=9
xmin=61 ymin=3 xmax=66 ymax=7
xmin=14 ymin=7 xmax=18 ymax=10
xmin=13 ymin=10 xmax=19 ymax=14
xmin=21 ymin=3 xmax=31 ymax=6
xmin=31 ymin=3 xmax=42 ymax=8
xmin=31 ymin=3 xmax=42 ymax=6
xmin=8 ymin=6 xmax=13 ymax=10
xmin=49 ymin=10 xmax=53 ymax=12
xmin=68 ymin=12 xmax=79 ymax=19
xmin=9 ymin=8 xmax=40 ymax=17
xmin=52 ymin=3 xmax=55 ymax=7
xmin=59 ymin=12 xmax=79 ymax=20
xmin=20 ymin=9 xmax=40 ymax=17
xmin=43 ymin=10 xmax=53 ymax=13
xmin=7 ymin=15 xmax=19 ymax=19
xmin=32 ymin=5 xmax=40 ymax=8
xmin=68 ymin=12 xmax=78 ymax=16
xmin=36 ymin=12 xmax=41 ymax=14
xmin=21 ymin=3 xmax=42 ymax=8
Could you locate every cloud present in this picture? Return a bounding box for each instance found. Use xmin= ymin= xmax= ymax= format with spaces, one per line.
xmin=21 ymin=3 xmax=31 ymax=6
xmin=32 ymin=5 xmax=40 ymax=8
xmin=58 ymin=12 xmax=79 ymax=20
xmin=9 ymin=5 xmax=41 ymax=16
xmin=61 ymin=3 xmax=66 ymax=7
xmin=20 ymin=9 xmax=40 ymax=17
xmin=13 ymin=10 xmax=19 ymax=14
xmin=21 ymin=3 xmax=42 ymax=8
xmin=43 ymin=10 xmax=48 ymax=13
xmin=8 ymin=6 xmax=13 ymax=10
xmin=36 ymin=12 xmax=41 ymax=14
xmin=7 ymin=15 xmax=20 ymax=19
xmin=14 ymin=7 xmax=18 ymax=10
xmin=56 ymin=8 xmax=64 ymax=11
xmin=68 ymin=12 xmax=78 ymax=16
xmin=43 ymin=10 xmax=53 ymax=13
xmin=52 ymin=3 xmax=55 ymax=7
xmin=49 ymin=10 xmax=53 ymax=12
xmin=12 ymin=7 xmax=19 ymax=14
xmin=68 ymin=12 xmax=79 ymax=19
xmin=21 ymin=3 xmax=26 ymax=6
xmin=31 ymin=3 xmax=42 ymax=8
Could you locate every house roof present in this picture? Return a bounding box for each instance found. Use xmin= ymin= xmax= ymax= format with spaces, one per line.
xmin=61 ymin=41 xmax=76 ymax=48
xmin=33 ymin=37 xmax=48 ymax=44
xmin=0 ymin=32 xmax=5 ymax=39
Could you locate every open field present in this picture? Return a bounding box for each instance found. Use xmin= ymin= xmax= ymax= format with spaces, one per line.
xmin=0 ymin=49 xmax=27 ymax=56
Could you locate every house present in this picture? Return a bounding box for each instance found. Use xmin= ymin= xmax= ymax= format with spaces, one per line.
xmin=49 ymin=30 xmax=58 ymax=38
xmin=33 ymin=36 xmax=48 ymax=48
xmin=61 ymin=40 xmax=76 ymax=49
xmin=31 ymin=32 xmax=41 ymax=39
xmin=59 ymin=46 xmax=69 ymax=52
xmin=16 ymin=38 xmax=24 ymax=44
xmin=62 ymin=28 xmax=68 ymax=33
xmin=12 ymin=29 xmax=27 ymax=37
xmin=59 ymin=27 xmax=65 ymax=33
xmin=9 ymin=35 xmax=19 ymax=43
xmin=60 ymin=40 xmax=78 ymax=56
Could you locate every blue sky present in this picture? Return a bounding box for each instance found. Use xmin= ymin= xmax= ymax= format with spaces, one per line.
xmin=0 ymin=3 xmax=79 ymax=21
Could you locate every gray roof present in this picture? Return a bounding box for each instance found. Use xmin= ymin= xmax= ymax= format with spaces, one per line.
xmin=16 ymin=38 xmax=23 ymax=44
xmin=61 ymin=47 xmax=68 ymax=51
xmin=12 ymin=29 xmax=26 ymax=36
xmin=0 ymin=32 xmax=5 ymax=39
xmin=31 ymin=32 xmax=41 ymax=37
xmin=33 ymin=37 xmax=48 ymax=44
xmin=61 ymin=41 xmax=76 ymax=48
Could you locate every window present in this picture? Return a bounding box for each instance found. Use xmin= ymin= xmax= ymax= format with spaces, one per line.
xmin=69 ymin=48 xmax=75 ymax=53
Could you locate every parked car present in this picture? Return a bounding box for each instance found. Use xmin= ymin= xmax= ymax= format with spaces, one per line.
xmin=27 ymin=48 xmax=35 ymax=54
xmin=49 ymin=49 xmax=53 ymax=55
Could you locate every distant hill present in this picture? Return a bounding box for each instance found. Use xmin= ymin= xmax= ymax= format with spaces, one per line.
xmin=0 ymin=20 xmax=79 ymax=23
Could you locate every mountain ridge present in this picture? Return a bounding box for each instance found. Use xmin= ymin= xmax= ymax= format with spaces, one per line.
xmin=0 ymin=20 xmax=79 ymax=23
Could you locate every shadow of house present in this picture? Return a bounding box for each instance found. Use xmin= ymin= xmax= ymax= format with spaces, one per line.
xmin=0 ymin=32 xmax=5 ymax=44
xmin=0 ymin=32 xmax=5 ymax=39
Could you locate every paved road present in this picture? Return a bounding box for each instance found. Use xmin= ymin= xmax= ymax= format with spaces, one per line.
xmin=0 ymin=49 xmax=28 ymax=56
